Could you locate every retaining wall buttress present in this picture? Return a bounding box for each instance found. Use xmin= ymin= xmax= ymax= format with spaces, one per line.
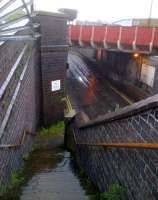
xmin=35 ymin=11 xmax=68 ymax=126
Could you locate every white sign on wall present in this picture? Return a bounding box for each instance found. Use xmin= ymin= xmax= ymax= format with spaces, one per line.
xmin=51 ymin=80 xmax=61 ymax=91
xmin=140 ymin=64 xmax=155 ymax=87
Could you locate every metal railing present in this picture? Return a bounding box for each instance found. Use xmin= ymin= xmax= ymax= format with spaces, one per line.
xmin=72 ymin=127 xmax=158 ymax=150
xmin=0 ymin=0 xmax=39 ymax=42
xmin=0 ymin=129 xmax=35 ymax=149
xmin=0 ymin=46 xmax=31 ymax=140
xmin=0 ymin=0 xmax=40 ymax=192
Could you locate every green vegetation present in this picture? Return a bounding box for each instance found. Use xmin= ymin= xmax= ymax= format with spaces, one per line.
xmin=10 ymin=172 xmax=24 ymax=188
xmin=22 ymin=153 xmax=30 ymax=161
xmin=70 ymin=156 xmax=100 ymax=200
xmin=38 ymin=121 xmax=65 ymax=137
xmin=72 ymin=156 xmax=125 ymax=200
xmin=100 ymin=183 xmax=125 ymax=200
xmin=33 ymin=121 xmax=65 ymax=151
xmin=1 ymin=171 xmax=26 ymax=199
xmin=1 ymin=121 xmax=65 ymax=199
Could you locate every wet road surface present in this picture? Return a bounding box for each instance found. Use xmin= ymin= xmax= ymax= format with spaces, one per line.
xmin=20 ymin=147 xmax=95 ymax=200
xmin=67 ymin=52 xmax=132 ymax=120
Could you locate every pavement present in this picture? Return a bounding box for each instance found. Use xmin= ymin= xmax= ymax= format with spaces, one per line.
xmin=20 ymin=150 xmax=88 ymax=200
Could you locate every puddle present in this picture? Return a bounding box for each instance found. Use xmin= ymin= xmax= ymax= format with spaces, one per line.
xmin=16 ymin=147 xmax=99 ymax=200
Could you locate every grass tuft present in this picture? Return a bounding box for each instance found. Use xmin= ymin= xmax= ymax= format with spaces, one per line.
xmin=38 ymin=121 xmax=65 ymax=137
xmin=10 ymin=172 xmax=24 ymax=188
xmin=100 ymin=183 xmax=125 ymax=200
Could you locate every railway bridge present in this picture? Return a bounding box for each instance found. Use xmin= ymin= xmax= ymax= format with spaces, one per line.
xmin=1 ymin=0 xmax=158 ymax=199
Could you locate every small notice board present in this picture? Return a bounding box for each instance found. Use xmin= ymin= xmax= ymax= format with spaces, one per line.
xmin=140 ymin=64 xmax=155 ymax=87
xmin=51 ymin=80 xmax=61 ymax=91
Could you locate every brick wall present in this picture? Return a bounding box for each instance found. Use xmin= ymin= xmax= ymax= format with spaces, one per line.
xmin=35 ymin=12 xmax=68 ymax=125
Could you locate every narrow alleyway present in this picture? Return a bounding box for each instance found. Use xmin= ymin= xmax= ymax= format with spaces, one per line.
xmin=16 ymin=136 xmax=97 ymax=200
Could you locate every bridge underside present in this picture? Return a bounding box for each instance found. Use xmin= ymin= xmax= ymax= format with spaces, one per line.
xmin=69 ymin=25 xmax=158 ymax=54
xmin=70 ymin=47 xmax=158 ymax=102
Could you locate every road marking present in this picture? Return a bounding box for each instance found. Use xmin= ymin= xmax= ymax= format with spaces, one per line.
xmin=106 ymin=82 xmax=134 ymax=105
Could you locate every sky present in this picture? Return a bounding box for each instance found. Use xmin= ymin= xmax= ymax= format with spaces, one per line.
xmin=34 ymin=0 xmax=158 ymax=22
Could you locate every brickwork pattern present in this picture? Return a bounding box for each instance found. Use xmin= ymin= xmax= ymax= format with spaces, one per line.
xmin=36 ymin=13 xmax=68 ymax=125
xmin=73 ymin=108 xmax=158 ymax=200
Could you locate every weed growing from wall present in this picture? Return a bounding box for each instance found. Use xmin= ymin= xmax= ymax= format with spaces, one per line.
xmin=100 ymin=183 xmax=125 ymax=200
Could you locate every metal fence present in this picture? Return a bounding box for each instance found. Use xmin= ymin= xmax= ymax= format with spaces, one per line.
xmin=0 ymin=0 xmax=39 ymax=42
xmin=0 ymin=0 xmax=40 ymax=194
xmin=66 ymin=95 xmax=158 ymax=199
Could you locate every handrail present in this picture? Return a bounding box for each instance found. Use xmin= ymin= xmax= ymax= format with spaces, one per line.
xmin=0 ymin=34 xmax=38 ymax=41
xmin=71 ymin=126 xmax=158 ymax=150
xmin=75 ymin=93 xmax=158 ymax=129
xmin=0 ymin=51 xmax=31 ymax=139
xmin=0 ymin=15 xmax=29 ymax=30
xmin=0 ymin=24 xmax=39 ymax=35
xmin=0 ymin=45 xmax=28 ymax=99
xmin=0 ymin=129 xmax=35 ymax=149
xmin=75 ymin=142 xmax=158 ymax=150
